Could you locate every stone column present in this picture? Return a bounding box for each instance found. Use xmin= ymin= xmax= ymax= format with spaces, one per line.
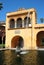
xmin=22 ymin=18 xmax=24 ymax=28
xmin=15 ymin=19 xmax=17 ymax=28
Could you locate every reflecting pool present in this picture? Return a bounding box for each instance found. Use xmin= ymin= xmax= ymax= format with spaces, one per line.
xmin=0 ymin=50 xmax=44 ymax=65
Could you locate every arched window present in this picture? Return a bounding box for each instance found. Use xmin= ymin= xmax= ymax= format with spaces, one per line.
xmin=24 ymin=17 xmax=31 ymax=27
xmin=17 ymin=18 xmax=22 ymax=28
xmin=9 ymin=19 xmax=15 ymax=28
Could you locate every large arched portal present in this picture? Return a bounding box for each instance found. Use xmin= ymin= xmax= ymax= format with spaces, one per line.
xmin=37 ymin=31 xmax=44 ymax=48
xmin=11 ymin=36 xmax=24 ymax=48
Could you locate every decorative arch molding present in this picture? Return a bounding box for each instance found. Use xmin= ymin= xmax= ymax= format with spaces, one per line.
xmin=36 ymin=31 xmax=44 ymax=48
xmin=11 ymin=35 xmax=24 ymax=48
xmin=9 ymin=19 xmax=15 ymax=28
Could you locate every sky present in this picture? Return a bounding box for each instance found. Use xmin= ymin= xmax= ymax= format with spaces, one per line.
xmin=0 ymin=0 xmax=44 ymax=23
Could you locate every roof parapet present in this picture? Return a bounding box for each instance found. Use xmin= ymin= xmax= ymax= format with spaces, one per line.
xmin=6 ymin=8 xmax=36 ymax=17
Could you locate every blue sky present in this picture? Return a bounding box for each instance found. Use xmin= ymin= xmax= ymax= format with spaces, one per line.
xmin=0 ymin=0 xmax=44 ymax=23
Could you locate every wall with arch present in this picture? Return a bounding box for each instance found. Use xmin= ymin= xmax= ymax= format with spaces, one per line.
xmin=6 ymin=8 xmax=38 ymax=50
xmin=34 ymin=25 xmax=44 ymax=49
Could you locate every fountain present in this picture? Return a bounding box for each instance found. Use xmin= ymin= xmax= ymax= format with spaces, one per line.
xmin=15 ymin=46 xmax=29 ymax=56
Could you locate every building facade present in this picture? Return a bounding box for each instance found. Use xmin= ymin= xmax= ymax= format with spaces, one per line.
xmin=6 ymin=8 xmax=44 ymax=50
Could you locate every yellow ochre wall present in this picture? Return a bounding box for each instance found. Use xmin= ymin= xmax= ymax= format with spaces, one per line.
xmin=6 ymin=8 xmax=44 ymax=50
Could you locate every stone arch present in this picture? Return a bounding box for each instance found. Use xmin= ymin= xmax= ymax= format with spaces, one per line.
xmin=11 ymin=36 xmax=24 ymax=48
xmin=24 ymin=17 xmax=31 ymax=27
xmin=36 ymin=31 xmax=44 ymax=48
xmin=17 ymin=18 xmax=22 ymax=28
xmin=9 ymin=19 xmax=15 ymax=28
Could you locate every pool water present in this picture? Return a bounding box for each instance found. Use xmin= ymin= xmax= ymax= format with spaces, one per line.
xmin=0 ymin=50 xmax=44 ymax=65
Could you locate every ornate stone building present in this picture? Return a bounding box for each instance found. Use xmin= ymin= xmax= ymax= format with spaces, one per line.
xmin=6 ymin=8 xmax=44 ymax=50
